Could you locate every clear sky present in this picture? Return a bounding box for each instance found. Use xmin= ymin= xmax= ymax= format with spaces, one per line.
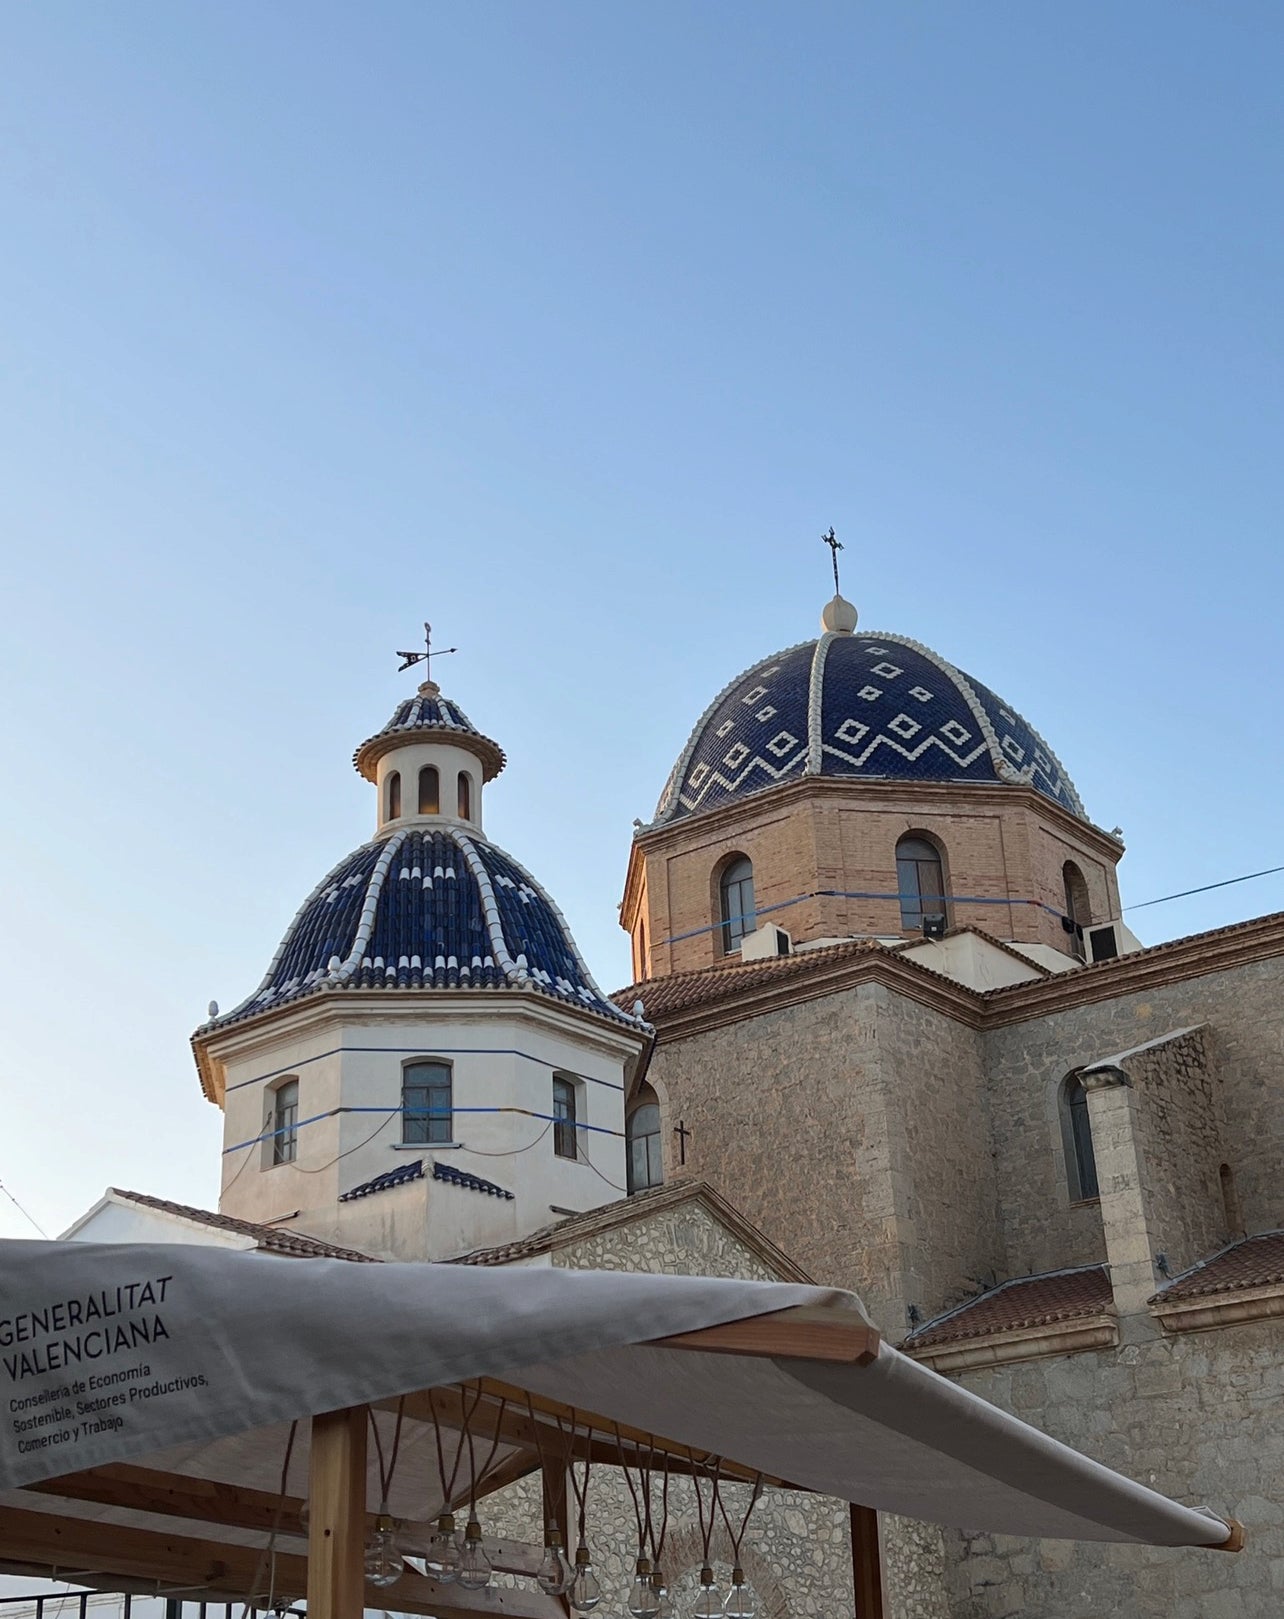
xmin=2 ymin=2 xmax=1283 ymax=1240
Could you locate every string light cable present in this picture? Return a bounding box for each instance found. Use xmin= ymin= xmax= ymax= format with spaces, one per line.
xmin=239 ymin=1419 xmax=298 ymax=1618
xmin=0 ymin=1175 xmax=48 ymax=1237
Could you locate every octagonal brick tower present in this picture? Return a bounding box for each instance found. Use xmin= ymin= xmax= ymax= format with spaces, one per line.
xmin=622 ymin=594 xmax=1124 ymax=980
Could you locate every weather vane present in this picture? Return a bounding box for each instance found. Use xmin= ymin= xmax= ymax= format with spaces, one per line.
xmin=822 ymin=526 xmax=843 ymax=595
xmin=397 ymin=622 xmax=458 ymax=678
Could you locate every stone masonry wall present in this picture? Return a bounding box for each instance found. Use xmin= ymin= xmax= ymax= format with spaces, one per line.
xmin=1119 ymin=1026 xmax=1228 ymax=1276
xmin=983 ymin=956 xmax=1284 ymax=1274
xmin=916 ymin=1318 xmax=1284 ymax=1618
xmin=648 ymin=983 xmax=906 ymax=1324
xmin=871 ymin=986 xmax=1003 ymax=1323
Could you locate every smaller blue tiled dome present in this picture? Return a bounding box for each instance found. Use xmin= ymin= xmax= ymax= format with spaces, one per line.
xmin=353 ymin=682 xmax=506 ymax=783
xmin=654 ymin=620 xmax=1086 ymax=825
xmin=203 ymin=825 xmax=636 ymax=1031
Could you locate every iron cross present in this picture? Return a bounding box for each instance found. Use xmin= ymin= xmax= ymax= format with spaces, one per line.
xmin=397 ymin=622 xmax=458 ymax=677
xmin=822 ymin=527 xmax=843 ymax=595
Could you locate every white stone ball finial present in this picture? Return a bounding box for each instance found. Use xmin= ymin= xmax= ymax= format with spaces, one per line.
xmin=821 ymin=594 xmax=858 ymax=634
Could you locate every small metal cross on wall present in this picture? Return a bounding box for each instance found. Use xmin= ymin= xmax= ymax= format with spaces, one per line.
xmin=822 ymin=526 xmax=843 ymax=595
xmin=673 ymin=1119 xmax=691 ymax=1166
xmin=397 ymin=621 xmax=458 ymax=677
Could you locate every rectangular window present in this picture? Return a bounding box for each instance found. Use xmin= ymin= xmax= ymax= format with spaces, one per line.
xmin=403 ymin=1061 xmax=452 ymax=1144
xmin=272 ymin=1079 xmax=299 ymax=1166
xmin=553 ymin=1075 xmax=578 ymax=1160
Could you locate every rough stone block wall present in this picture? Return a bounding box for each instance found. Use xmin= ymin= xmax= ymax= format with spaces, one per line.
xmin=894 ymin=1320 xmax=1284 ymax=1618
xmin=1121 ymin=1026 xmax=1228 ymax=1275
xmin=983 ymin=957 xmax=1284 ymax=1272
xmin=872 ymin=986 xmax=1003 ymax=1323
xmin=647 ymin=984 xmax=905 ymax=1323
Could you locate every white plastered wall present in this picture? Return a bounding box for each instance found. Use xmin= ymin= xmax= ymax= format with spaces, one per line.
xmin=374 ymin=740 xmax=486 ymax=834
xmin=211 ymin=996 xmax=637 ymax=1261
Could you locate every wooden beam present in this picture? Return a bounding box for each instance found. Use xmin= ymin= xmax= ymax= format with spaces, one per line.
xmin=308 ymin=1406 xmax=366 ymax=1619
xmin=851 ymin=1505 xmax=885 ymax=1619
xmin=0 ymin=1504 xmax=562 ymax=1619
xmin=652 ymin=1305 xmax=881 ymax=1365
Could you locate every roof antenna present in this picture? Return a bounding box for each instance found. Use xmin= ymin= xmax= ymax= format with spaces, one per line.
xmin=397 ymin=622 xmax=458 ymax=682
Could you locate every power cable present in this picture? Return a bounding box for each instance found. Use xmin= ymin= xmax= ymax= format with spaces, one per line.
xmin=1123 ymin=865 xmax=1284 ymax=913
xmin=0 ymin=1176 xmax=48 ymax=1237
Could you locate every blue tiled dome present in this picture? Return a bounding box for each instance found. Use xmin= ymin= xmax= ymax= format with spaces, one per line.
xmin=204 ymin=826 xmax=636 ymax=1031
xmin=654 ymin=628 xmax=1085 ymax=825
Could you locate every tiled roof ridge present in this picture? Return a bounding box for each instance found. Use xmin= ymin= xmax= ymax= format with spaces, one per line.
xmin=613 ymin=937 xmax=893 ymax=1016
xmin=903 ymin=1264 xmax=1112 ymax=1350
xmin=110 ymin=1189 xmax=379 ymax=1262
xmin=1153 ymin=1229 xmax=1284 ymax=1302
xmin=338 ymin=1159 xmax=426 ymax=1203
xmin=449 ymin=1178 xmax=813 ymax=1281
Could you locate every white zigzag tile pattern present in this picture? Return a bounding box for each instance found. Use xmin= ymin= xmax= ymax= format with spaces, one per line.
xmin=653 ymin=632 xmax=1085 ymax=824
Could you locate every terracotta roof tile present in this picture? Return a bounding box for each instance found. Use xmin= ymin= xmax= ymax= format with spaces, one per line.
xmin=904 ymin=1266 xmax=1112 ymax=1349
xmin=1154 ymin=1230 xmax=1284 ymax=1302
xmin=111 ymin=1189 xmax=379 ymax=1263
xmin=613 ymin=939 xmax=891 ymax=1019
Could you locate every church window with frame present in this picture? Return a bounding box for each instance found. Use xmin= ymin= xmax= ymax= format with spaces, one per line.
xmin=1062 ymin=1071 xmax=1099 ymax=1201
xmin=718 ymin=856 xmax=756 ymax=954
xmin=896 ymin=835 xmax=948 ymax=932
xmin=1062 ymin=861 xmax=1091 ymax=960
xmin=552 ymin=1074 xmax=579 ymax=1161
xmin=457 ymin=771 xmax=471 ymax=820
xmin=271 ymin=1078 xmax=299 ymax=1166
xmin=627 ymin=1086 xmax=663 ymax=1194
xmin=402 ymin=1060 xmax=452 ymax=1145
xmin=386 ymin=771 xmax=401 ymax=821
xmin=418 ymin=765 xmax=440 ymax=815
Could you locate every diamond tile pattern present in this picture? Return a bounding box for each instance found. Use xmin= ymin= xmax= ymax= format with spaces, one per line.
xmin=656 ymin=632 xmax=1083 ymax=823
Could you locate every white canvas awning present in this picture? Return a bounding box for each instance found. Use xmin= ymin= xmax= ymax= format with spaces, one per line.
xmin=0 ymin=1239 xmax=1238 ymax=1615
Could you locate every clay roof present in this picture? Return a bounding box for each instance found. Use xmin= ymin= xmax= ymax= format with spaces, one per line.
xmin=1154 ymin=1230 xmax=1284 ymax=1302
xmin=450 ymin=1178 xmax=812 ymax=1281
xmin=111 ymin=1189 xmax=378 ymax=1263
xmin=614 ymin=939 xmax=889 ymax=1019
xmin=903 ymin=1266 xmax=1113 ymax=1350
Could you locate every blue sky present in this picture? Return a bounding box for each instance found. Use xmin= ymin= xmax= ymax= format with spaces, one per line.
xmin=2 ymin=2 xmax=1283 ymax=1239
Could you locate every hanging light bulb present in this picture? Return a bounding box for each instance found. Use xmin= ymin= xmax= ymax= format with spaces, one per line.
xmin=425 ymin=1511 xmax=461 ymax=1583
xmin=569 ymin=1544 xmax=602 ymax=1613
xmin=691 ymin=1565 xmax=723 ymax=1619
xmin=457 ymin=1516 xmax=493 ymax=1590
xmin=722 ymin=1567 xmax=757 ymax=1619
xmin=652 ymin=1566 xmax=675 ymax=1619
xmin=536 ymin=1526 xmax=572 ymax=1595
xmin=364 ymin=1513 xmax=403 ymax=1589
xmin=627 ymin=1555 xmax=660 ymax=1619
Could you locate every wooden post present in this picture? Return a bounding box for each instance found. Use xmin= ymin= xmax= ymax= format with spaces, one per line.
xmin=308 ymin=1406 xmax=368 ymax=1619
xmin=851 ymin=1504 xmax=885 ymax=1619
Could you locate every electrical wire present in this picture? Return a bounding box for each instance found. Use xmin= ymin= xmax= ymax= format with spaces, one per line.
xmin=0 ymin=1176 xmax=48 ymax=1237
xmin=1123 ymin=864 xmax=1284 ymax=913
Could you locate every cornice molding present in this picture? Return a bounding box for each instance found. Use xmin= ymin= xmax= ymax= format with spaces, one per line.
xmin=901 ymin=1314 xmax=1118 ymax=1374
xmin=1151 ymin=1284 xmax=1284 ymax=1336
xmin=629 ymin=772 xmax=1125 ymax=863
xmin=982 ymin=909 xmax=1284 ymax=1027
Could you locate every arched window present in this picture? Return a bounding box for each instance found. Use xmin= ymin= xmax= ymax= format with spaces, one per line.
xmin=457 ymin=771 xmax=471 ymax=820
xmin=896 ymin=836 xmax=947 ymax=931
xmin=627 ymin=1087 xmax=663 ymax=1193
xmin=418 ymin=766 xmax=440 ymax=815
xmin=271 ymin=1078 xmax=299 ymax=1166
xmin=1063 ymin=862 xmax=1091 ymax=959
xmin=1062 ymin=1072 xmax=1099 ymax=1201
xmin=403 ymin=1060 xmax=451 ymax=1144
xmin=386 ymin=771 xmax=401 ymax=821
xmin=719 ymin=856 xmax=755 ymax=954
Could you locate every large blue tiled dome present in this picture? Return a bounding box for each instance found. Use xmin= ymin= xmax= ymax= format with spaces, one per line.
xmin=654 ymin=624 xmax=1085 ymax=825
xmin=204 ymin=826 xmax=635 ymax=1031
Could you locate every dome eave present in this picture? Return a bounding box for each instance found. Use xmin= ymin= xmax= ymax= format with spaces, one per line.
xmin=353 ymin=726 xmax=507 ymax=784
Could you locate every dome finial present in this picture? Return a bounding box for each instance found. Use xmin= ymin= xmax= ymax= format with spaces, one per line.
xmin=820 ymin=526 xmax=858 ymax=634
xmin=396 ymin=620 xmax=458 ymax=694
